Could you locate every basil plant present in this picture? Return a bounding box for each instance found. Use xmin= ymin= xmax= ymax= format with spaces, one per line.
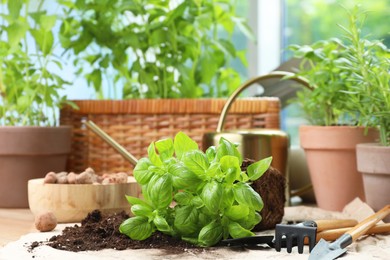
xmin=120 ymin=132 xmax=272 ymax=247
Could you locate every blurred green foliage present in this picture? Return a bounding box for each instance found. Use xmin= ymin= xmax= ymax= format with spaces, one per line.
xmin=284 ymin=0 xmax=390 ymax=56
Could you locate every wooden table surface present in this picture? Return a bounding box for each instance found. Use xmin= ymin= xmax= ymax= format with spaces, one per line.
xmin=0 ymin=208 xmax=35 ymax=247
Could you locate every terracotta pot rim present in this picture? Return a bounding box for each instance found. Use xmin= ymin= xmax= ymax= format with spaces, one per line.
xmin=299 ymin=125 xmax=379 ymax=150
xmin=357 ymin=143 xmax=389 ymax=148
xmin=299 ymin=125 xmax=369 ymax=130
xmin=0 ymin=125 xmax=72 ymax=130
xmin=0 ymin=126 xmax=72 ymax=155
xmin=356 ymin=142 xmax=390 ymax=175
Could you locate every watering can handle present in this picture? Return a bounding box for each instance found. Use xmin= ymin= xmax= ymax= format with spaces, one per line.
xmin=216 ymin=71 xmax=312 ymax=132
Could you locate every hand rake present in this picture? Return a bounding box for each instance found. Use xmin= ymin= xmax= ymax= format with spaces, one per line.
xmin=274 ymin=219 xmax=358 ymax=253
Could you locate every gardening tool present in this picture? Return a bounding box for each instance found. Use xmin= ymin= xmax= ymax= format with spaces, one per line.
xmin=274 ymin=219 xmax=358 ymax=253
xmin=315 ymin=223 xmax=390 ymax=242
xmin=220 ymin=222 xmax=390 ymax=253
xmin=309 ymin=204 xmax=390 ymax=260
xmin=220 ymin=219 xmax=358 ymax=252
xmin=202 ymin=71 xmax=313 ymax=205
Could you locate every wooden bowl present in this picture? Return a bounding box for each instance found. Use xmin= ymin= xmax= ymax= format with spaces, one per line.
xmin=28 ymin=177 xmax=141 ymax=223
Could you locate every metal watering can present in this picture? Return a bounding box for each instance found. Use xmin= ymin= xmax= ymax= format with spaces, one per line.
xmin=202 ymin=71 xmax=312 ymax=205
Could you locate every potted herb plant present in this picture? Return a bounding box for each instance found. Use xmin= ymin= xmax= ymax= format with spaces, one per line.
xmin=56 ymin=0 xmax=280 ymax=175
xmin=288 ymin=8 xmax=380 ymax=211
xmin=339 ymin=8 xmax=390 ymax=220
xmin=58 ymin=0 xmax=251 ymax=99
xmin=0 ymin=0 xmax=75 ymax=207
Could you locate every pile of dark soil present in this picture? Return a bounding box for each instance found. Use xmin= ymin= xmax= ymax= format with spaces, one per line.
xmin=29 ymin=210 xmax=203 ymax=254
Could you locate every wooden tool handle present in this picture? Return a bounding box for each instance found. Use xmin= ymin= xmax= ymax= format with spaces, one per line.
xmin=316 ymin=223 xmax=390 ymax=242
xmin=346 ymin=204 xmax=390 ymax=241
xmin=315 ymin=219 xmax=358 ymax=232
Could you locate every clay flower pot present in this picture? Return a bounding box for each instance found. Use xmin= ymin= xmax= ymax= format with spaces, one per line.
xmin=0 ymin=126 xmax=72 ymax=208
xmin=300 ymin=125 xmax=379 ymax=211
xmin=356 ymin=143 xmax=390 ymax=222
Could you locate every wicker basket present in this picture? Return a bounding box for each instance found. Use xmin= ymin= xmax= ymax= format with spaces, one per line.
xmin=60 ymin=98 xmax=280 ymax=174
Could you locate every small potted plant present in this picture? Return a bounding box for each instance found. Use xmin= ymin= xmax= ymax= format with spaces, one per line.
xmin=339 ymin=8 xmax=390 ymax=220
xmin=0 ymin=0 xmax=75 ymax=207
xmin=288 ymin=7 xmax=380 ymax=211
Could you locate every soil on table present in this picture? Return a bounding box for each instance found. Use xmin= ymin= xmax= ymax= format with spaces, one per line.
xmin=29 ymin=158 xmax=285 ymax=254
xmin=29 ymin=209 xmax=204 ymax=254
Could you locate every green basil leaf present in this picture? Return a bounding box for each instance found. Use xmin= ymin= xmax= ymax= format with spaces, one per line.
xmin=174 ymin=205 xmax=199 ymax=236
xmin=237 ymin=211 xmax=262 ymax=230
xmin=133 ymin=158 xmax=154 ymax=185
xmin=181 ymin=236 xmax=199 ymax=245
xmin=148 ymin=142 xmax=162 ymax=166
xmin=220 ymin=155 xmax=240 ymax=183
xmin=131 ymin=204 xmax=153 ymax=217
xmin=198 ymin=220 xmax=223 ymax=247
xmin=233 ymin=183 xmax=263 ymax=211
xmin=125 ymin=195 xmax=154 ymax=209
xmin=182 ymin=150 xmax=209 ymax=176
xmin=221 ymin=216 xmax=230 ymax=239
xmin=225 ymin=205 xmax=249 ymax=221
xmin=173 ymin=191 xmax=193 ymax=205
xmin=228 ymin=221 xmax=254 ymax=239
xmin=239 ymin=171 xmax=249 ymax=182
xmin=119 ymin=216 xmax=154 ymax=240
xmin=225 ymin=168 xmax=237 ymax=185
xmin=155 ymin=138 xmax=174 ymax=161
xmin=148 ymin=174 xmax=173 ymax=209
xmin=247 ymin=156 xmax=273 ymax=181
xmin=205 ymin=146 xmax=216 ymax=162
xmin=174 ymin=132 xmax=198 ymax=160
xmin=222 ymin=187 xmax=234 ymax=209
xmin=153 ymin=215 xmax=172 ymax=234
xmin=220 ymin=155 xmax=240 ymax=172
xmin=170 ymin=163 xmax=203 ymax=191
xmin=141 ymin=184 xmax=151 ymax=202
xmin=201 ymin=180 xmax=223 ymax=213
xmin=216 ymin=137 xmax=242 ymax=165
xmin=206 ymin=162 xmax=222 ymax=178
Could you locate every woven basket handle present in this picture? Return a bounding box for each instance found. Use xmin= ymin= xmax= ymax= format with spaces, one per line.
xmin=216 ymin=71 xmax=311 ymax=132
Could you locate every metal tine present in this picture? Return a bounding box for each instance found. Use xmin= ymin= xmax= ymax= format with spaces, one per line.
xmin=286 ymin=234 xmax=295 ymax=253
xmin=297 ymin=235 xmax=305 ymax=254
xmin=307 ymin=234 xmax=316 ymax=252
xmin=273 ymin=232 xmax=283 ymax=252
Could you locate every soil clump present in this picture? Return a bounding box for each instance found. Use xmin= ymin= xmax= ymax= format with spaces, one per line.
xmin=29 ymin=210 xmax=203 ymax=254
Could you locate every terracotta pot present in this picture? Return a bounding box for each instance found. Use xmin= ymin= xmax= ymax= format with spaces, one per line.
xmin=300 ymin=125 xmax=379 ymax=211
xmin=356 ymin=143 xmax=390 ymax=222
xmin=0 ymin=126 xmax=72 ymax=208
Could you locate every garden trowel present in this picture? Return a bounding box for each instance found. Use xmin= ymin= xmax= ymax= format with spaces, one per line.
xmin=309 ymin=204 xmax=390 ymax=260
